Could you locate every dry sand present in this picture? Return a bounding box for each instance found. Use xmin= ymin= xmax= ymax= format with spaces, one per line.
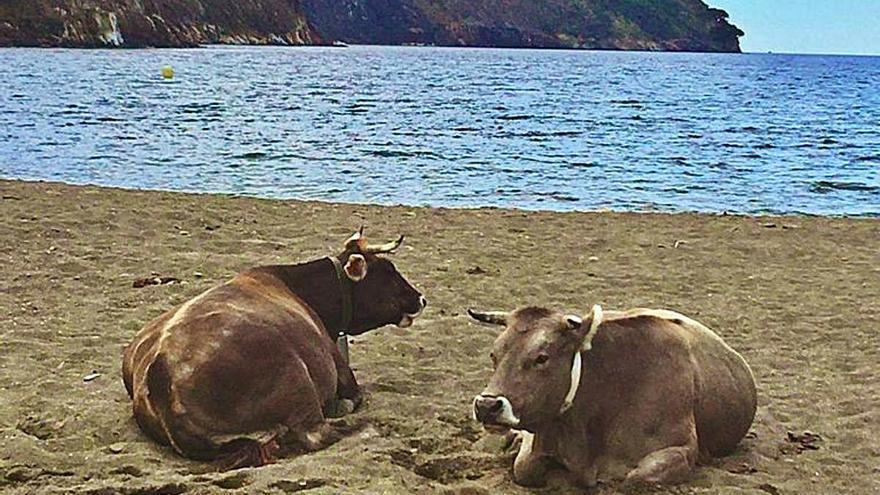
xmin=1 ymin=179 xmax=878 ymax=495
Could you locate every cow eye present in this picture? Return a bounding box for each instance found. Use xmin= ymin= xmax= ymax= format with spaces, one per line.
xmin=535 ymin=354 xmax=549 ymax=366
xmin=490 ymin=352 xmax=498 ymax=367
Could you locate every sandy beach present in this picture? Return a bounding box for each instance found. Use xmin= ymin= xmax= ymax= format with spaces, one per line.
xmin=1 ymin=179 xmax=878 ymax=494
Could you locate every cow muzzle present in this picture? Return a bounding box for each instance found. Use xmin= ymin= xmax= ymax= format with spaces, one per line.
xmin=473 ymin=394 xmax=519 ymax=431
xmin=398 ymin=296 xmax=427 ymax=328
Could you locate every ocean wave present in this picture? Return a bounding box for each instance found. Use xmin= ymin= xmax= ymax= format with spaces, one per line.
xmin=810 ymin=180 xmax=878 ymax=193
xmin=367 ymin=149 xmax=446 ymax=160
xmin=234 ymin=152 xmax=269 ymax=160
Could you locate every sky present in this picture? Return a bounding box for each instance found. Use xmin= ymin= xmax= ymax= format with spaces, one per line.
xmin=710 ymin=1 xmax=880 ymax=55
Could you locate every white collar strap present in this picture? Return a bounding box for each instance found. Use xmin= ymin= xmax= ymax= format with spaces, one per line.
xmin=560 ymin=305 xmax=603 ymax=414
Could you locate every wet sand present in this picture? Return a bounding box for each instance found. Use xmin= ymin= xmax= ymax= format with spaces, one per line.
xmin=1 ymin=179 xmax=878 ymax=494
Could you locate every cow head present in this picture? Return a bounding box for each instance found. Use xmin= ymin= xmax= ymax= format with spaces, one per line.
xmin=469 ymin=305 xmax=603 ymax=433
xmin=339 ymin=228 xmax=426 ymax=335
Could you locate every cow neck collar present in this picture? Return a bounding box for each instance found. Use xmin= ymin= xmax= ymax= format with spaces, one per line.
xmin=559 ymin=305 xmax=604 ymax=415
xmin=328 ymin=256 xmax=354 ymax=337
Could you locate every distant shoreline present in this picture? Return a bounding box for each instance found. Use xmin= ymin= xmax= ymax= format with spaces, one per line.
xmin=0 ymin=42 xmax=740 ymax=54
xmin=4 ymin=44 xmax=880 ymax=58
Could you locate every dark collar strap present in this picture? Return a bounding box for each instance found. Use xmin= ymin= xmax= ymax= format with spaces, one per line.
xmin=328 ymin=256 xmax=353 ymax=336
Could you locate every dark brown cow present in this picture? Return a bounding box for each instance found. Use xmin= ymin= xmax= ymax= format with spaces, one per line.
xmin=122 ymin=229 xmax=425 ymax=468
xmin=469 ymin=305 xmax=756 ymax=487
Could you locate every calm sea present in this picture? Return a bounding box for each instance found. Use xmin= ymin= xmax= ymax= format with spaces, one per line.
xmin=1 ymin=45 xmax=878 ymax=216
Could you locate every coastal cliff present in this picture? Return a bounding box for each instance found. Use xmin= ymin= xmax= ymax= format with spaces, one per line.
xmin=302 ymin=0 xmax=743 ymax=52
xmin=0 ymin=0 xmax=319 ymax=48
xmin=0 ymin=0 xmax=741 ymax=51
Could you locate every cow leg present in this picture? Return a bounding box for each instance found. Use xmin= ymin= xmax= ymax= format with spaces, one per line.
xmin=624 ymin=440 xmax=697 ymax=486
xmin=570 ymin=463 xmax=599 ymax=489
xmin=556 ymin=441 xmax=599 ymax=488
xmin=289 ymin=422 xmax=337 ymax=452
xmin=284 ymin=418 xmax=363 ymax=455
xmin=275 ymin=371 xmax=361 ymax=454
xmin=513 ymin=431 xmax=552 ymax=487
xmin=623 ymin=409 xmax=699 ymax=486
xmin=215 ymin=438 xmax=281 ymax=471
xmin=326 ymin=349 xmax=362 ymax=418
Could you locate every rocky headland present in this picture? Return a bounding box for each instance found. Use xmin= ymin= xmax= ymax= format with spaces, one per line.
xmin=0 ymin=0 xmax=742 ymax=51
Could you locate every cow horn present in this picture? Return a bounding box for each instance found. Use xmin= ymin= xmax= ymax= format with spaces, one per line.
xmin=344 ymin=226 xmax=366 ymax=250
xmin=579 ymin=305 xmax=604 ymax=352
xmin=467 ymin=308 xmax=509 ymax=326
xmin=365 ymin=235 xmax=404 ymax=254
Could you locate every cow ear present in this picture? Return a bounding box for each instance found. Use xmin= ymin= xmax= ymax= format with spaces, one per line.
xmin=344 ymin=254 xmax=367 ymax=282
xmin=564 ymin=314 xmax=583 ymax=330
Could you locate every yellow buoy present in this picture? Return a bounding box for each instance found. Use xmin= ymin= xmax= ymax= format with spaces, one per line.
xmin=161 ymin=65 xmax=174 ymax=79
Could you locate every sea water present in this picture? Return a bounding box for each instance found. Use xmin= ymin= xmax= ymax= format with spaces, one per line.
xmin=1 ymin=45 xmax=877 ymax=215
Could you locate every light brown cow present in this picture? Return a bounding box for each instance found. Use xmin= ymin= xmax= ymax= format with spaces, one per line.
xmin=122 ymin=229 xmax=425 ymax=469
xmin=469 ymin=305 xmax=756 ymax=487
